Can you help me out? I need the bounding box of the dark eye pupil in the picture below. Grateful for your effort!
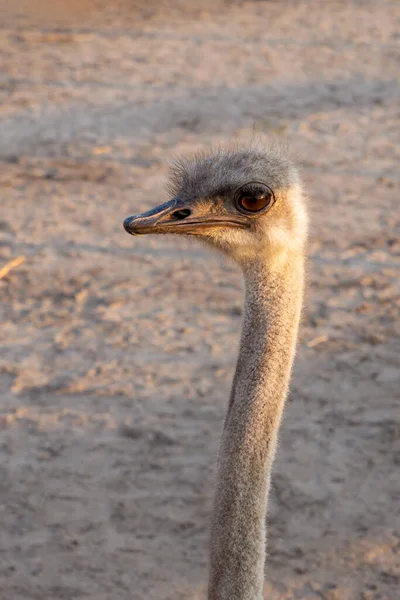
[239,194,269,212]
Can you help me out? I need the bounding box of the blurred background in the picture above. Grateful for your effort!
[0,1,399,598]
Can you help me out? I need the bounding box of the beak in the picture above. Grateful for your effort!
[123,198,181,235]
[123,198,246,236]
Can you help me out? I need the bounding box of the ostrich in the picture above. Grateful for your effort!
[123,142,308,600]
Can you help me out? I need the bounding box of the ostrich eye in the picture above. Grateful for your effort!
[235,185,274,214]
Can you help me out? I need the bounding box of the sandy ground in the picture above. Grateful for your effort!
[0,1,399,598]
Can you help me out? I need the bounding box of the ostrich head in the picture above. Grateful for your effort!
[123,144,308,267]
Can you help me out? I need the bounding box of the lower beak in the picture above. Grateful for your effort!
[123,198,246,236]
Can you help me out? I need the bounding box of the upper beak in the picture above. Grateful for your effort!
[123,198,182,235]
[123,198,246,236]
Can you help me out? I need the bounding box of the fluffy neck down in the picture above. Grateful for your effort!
[208,251,305,600]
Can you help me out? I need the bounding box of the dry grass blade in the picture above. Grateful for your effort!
[307,335,328,348]
[0,256,26,280]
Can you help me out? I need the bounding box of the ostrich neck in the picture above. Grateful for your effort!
[208,253,304,600]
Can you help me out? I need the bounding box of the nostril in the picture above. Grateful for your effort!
[171,208,191,220]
